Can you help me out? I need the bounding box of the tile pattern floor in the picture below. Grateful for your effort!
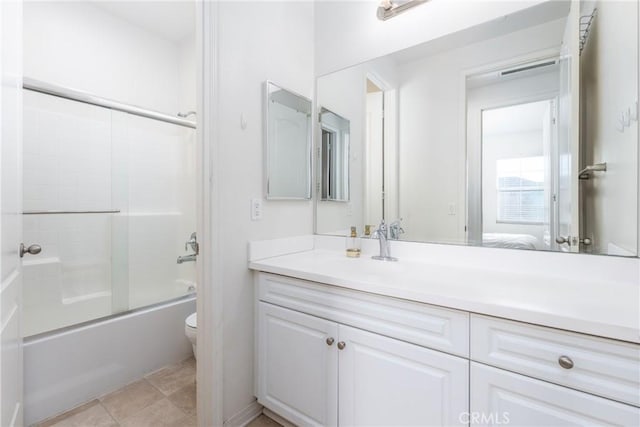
[35,358,196,427]
[247,415,282,427]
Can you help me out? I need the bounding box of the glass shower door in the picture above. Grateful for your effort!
[22,89,196,337]
[22,90,115,336]
[112,111,196,311]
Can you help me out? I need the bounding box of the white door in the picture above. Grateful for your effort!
[471,363,640,426]
[556,0,581,252]
[542,99,558,251]
[1,0,24,425]
[257,302,338,427]
[338,325,468,427]
[365,91,384,225]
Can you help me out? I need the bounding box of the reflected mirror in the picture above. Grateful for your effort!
[265,81,312,199]
[320,108,350,201]
[315,0,639,256]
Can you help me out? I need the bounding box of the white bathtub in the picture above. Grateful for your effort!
[23,295,196,425]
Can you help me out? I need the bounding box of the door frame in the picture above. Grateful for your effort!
[467,95,559,248]
[459,48,561,244]
[196,2,223,426]
[0,0,24,425]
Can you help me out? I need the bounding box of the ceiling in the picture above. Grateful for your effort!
[392,0,570,66]
[92,0,195,42]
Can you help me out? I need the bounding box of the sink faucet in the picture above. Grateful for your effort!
[371,220,398,261]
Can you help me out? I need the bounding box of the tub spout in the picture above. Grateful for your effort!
[177,254,197,264]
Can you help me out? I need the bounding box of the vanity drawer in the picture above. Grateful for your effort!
[258,273,469,357]
[471,314,640,406]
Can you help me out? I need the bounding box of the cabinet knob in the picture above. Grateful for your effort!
[326,337,335,346]
[337,341,346,350]
[558,355,574,369]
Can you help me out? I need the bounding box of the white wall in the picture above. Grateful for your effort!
[314,0,551,75]
[178,33,197,114]
[23,1,195,114]
[581,0,639,255]
[214,1,314,421]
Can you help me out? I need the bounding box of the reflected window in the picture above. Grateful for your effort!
[496,156,545,224]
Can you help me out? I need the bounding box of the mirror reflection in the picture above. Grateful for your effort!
[315,0,639,256]
[265,81,312,200]
[320,108,350,201]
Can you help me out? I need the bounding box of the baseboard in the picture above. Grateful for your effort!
[224,399,263,427]
[263,408,296,427]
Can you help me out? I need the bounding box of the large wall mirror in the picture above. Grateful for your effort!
[265,81,312,200]
[315,0,639,257]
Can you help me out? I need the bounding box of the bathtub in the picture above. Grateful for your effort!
[23,294,196,425]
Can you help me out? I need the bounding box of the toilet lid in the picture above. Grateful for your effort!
[186,313,197,329]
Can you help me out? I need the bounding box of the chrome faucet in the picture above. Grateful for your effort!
[371,220,398,261]
[177,232,199,264]
[177,253,197,264]
[388,219,405,240]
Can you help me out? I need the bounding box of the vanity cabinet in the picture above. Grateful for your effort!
[254,272,640,426]
[256,273,469,427]
[470,314,640,406]
[471,363,640,426]
[338,324,468,427]
[470,314,640,426]
[258,302,338,426]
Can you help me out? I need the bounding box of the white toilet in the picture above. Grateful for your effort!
[185,312,197,359]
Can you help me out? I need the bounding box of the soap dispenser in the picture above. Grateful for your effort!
[346,226,361,258]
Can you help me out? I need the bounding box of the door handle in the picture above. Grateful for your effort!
[556,236,592,246]
[20,243,42,258]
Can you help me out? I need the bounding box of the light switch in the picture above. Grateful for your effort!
[251,198,263,220]
[448,203,457,216]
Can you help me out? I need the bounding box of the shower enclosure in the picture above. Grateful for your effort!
[21,79,197,337]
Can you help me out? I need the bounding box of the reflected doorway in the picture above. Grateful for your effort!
[480,100,558,251]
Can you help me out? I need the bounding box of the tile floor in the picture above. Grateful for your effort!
[247,415,282,427]
[35,357,197,427]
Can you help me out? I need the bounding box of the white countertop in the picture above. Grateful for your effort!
[250,249,640,344]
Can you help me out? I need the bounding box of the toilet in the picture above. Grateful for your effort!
[185,312,197,359]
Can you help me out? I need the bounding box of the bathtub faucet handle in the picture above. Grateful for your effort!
[185,232,199,255]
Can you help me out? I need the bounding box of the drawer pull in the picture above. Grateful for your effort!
[337,341,346,350]
[326,337,335,346]
[558,355,574,369]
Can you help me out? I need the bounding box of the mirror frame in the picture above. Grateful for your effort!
[264,80,312,200]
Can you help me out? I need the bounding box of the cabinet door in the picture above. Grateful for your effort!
[257,302,338,426]
[338,325,469,427]
[471,363,640,426]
